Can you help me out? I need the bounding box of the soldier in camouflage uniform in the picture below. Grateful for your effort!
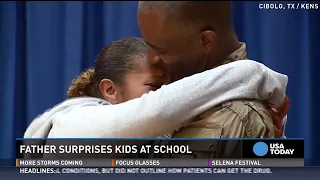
[138,1,289,156]
[172,43,278,138]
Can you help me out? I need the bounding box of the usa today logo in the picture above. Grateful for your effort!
[253,142,295,156]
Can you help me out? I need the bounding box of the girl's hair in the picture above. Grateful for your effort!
[67,37,148,98]
[67,68,95,98]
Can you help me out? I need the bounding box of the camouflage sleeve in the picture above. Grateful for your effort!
[173,100,275,138]
[171,100,275,158]
[222,100,275,138]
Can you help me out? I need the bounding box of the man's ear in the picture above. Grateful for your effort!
[99,79,121,104]
[199,30,216,54]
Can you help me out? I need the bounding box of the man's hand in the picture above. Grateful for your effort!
[268,96,290,137]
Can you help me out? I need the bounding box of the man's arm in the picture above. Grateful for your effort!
[172,100,276,158]
[48,60,287,138]
[218,100,276,158]
[173,100,275,138]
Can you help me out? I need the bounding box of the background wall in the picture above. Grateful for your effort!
[0,1,319,165]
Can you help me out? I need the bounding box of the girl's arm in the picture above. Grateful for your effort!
[48,60,288,138]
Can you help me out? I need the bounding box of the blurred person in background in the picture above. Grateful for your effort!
[24,37,288,140]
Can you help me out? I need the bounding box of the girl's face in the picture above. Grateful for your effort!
[117,55,168,103]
